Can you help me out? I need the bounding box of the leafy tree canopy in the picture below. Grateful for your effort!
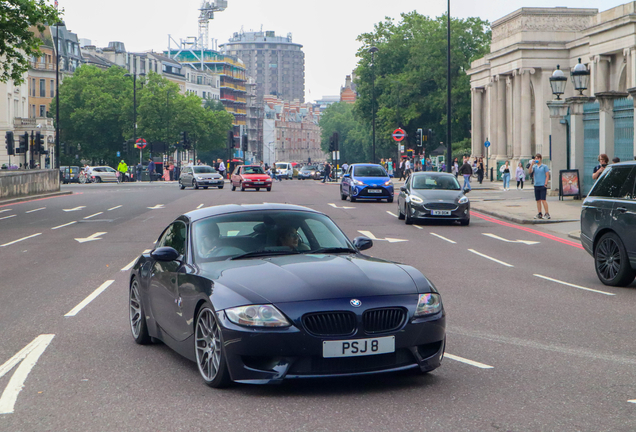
[0,0,61,84]
[319,102,371,164]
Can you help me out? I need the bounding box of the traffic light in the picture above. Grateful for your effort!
[227,130,235,149]
[61,141,66,155]
[123,141,128,154]
[5,131,14,156]
[18,132,28,154]
[35,132,44,153]
[426,129,433,144]
[332,132,339,151]
[416,128,423,147]
[242,134,248,152]
[328,136,335,152]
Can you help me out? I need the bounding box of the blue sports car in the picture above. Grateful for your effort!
[340,164,394,203]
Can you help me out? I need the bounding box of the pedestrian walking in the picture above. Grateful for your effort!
[452,157,459,178]
[530,153,550,219]
[592,154,609,181]
[459,157,473,191]
[477,158,485,184]
[218,159,226,179]
[342,161,349,174]
[500,160,511,191]
[516,162,525,189]
[147,158,155,183]
[117,160,128,183]
[136,163,142,182]
[387,158,393,177]
[322,162,331,183]
[168,162,175,181]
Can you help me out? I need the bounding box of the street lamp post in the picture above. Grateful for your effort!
[54,22,60,169]
[571,58,590,95]
[549,65,567,100]
[124,71,145,164]
[446,0,452,173]
[369,46,379,164]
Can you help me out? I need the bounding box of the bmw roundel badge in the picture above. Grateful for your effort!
[350,299,362,307]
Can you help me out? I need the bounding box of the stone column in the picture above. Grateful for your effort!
[594,55,611,94]
[546,100,569,188]
[624,48,633,90]
[566,96,595,172]
[471,88,483,157]
[627,87,636,158]
[520,68,535,159]
[597,91,627,158]
[512,70,522,158]
[488,78,496,165]
[496,75,507,158]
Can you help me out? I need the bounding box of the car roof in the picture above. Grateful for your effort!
[192,165,213,169]
[411,171,456,177]
[610,161,636,167]
[182,203,321,222]
[352,163,383,167]
[241,165,262,168]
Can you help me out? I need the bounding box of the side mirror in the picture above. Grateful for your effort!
[400,186,406,192]
[151,246,180,262]
[352,236,373,252]
[343,174,350,178]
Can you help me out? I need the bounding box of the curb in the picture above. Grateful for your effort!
[0,190,72,206]
[568,230,582,240]
[471,206,579,225]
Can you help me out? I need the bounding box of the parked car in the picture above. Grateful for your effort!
[581,161,636,286]
[231,165,273,191]
[89,166,118,183]
[60,166,81,184]
[275,162,294,180]
[397,172,470,226]
[127,204,446,387]
[179,165,224,190]
[298,165,321,180]
[340,163,394,203]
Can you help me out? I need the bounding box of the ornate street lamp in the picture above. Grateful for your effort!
[549,65,567,100]
[571,58,590,96]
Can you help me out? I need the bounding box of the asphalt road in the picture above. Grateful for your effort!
[1,179,635,431]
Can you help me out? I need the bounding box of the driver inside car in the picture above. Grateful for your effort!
[199,222,221,257]
[277,225,310,251]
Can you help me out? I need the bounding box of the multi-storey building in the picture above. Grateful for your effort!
[183,64,221,102]
[246,78,263,161]
[340,75,357,103]
[220,30,305,103]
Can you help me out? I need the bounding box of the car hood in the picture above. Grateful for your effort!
[411,189,464,202]
[352,176,391,186]
[199,254,419,304]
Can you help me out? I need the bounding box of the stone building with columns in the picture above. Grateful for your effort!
[468,3,636,192]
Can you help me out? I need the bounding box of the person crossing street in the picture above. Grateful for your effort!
[459,157,473,191]
[117,160,128,183]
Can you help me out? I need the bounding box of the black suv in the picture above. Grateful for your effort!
[581,161,636,286]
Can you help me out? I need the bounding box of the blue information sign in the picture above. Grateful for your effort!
[117,151,121,157]
[484,141,491,148]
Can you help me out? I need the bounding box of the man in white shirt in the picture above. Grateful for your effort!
[404,159,412,177]
[341,162,349,173]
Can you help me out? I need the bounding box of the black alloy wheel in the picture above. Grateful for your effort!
[179,183,185,190]
[405,204,414,225]
[387,197,394,203]
[241,182,246,192]
[195,305,231,388]
[594,232,636,287]
[194,180,199,190]
[398,203,405,220]
[129,279,151,345]
[340,187,347,201]
[350,195,357,203]
[95,177,102,183]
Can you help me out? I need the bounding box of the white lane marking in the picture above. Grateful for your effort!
[445,353,494,369]
[628,400,636,404]
[386,211,398,218]
[431,233,456,244]
[75,232,107,243]
[468,249,514,267]
[358,230,408,243]
[0,233,42,247]
[65,280,114,317]
[148,204,164,210]
[414,225,423,230]
[107,205,122,211]
[83,212,103,219]
[63,206,86,212]
[483,233,540,245]
[329,203,355,209]
[25,207,45,214]
[534,274,615,296]
[121,249,153,271]
[51,221,77,230]
[0,209,12,214]
[0,215,16,221]
[197,204,204,209]
[0,334,55,414]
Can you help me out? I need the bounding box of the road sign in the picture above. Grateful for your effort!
[484,140,491,148]
[392,128,406,142]
[135,138,147,149]
[116,151,121,157]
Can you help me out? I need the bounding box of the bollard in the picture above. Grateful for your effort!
[490,167,494,182]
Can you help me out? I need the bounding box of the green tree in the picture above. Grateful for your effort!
[355,12,491,159]
[319,102,372,163]
[0,1,61,83]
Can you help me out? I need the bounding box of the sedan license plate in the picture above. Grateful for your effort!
[323,336,395,358]
[368,189,382,194]
[431,210,451,216]
[254,181,264,185]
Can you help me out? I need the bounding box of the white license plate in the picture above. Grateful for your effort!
[323,336,395,358]
[368,189,383,194]
[254,182,264,185]
[431,210,452,216]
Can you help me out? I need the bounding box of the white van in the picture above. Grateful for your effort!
[275,162,294,180]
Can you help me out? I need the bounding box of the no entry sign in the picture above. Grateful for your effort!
[392,128,406,142]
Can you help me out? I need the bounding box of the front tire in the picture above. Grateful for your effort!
[405,204,414,225]
[350,195,356,203]
[398,204,405,220]
[129,279,151,345]
[267,187,271,191]
[595,232,635,286]
[387,197,394,203]
[231,184,236,191]
[340,187,347,201]
[218,186,223,189]
[194,181,199,190]
[179,183,185,190]
[241,183,245,192]
[195,305,231,388]
[460,218,470,226]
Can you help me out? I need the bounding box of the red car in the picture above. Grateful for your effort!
[231,165,273,191]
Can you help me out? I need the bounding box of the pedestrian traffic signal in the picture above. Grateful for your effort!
[18,132,28,154]
[416,129,423,147]
[5,131,14,156]
[242,134,248,152]
[35,132,44,153]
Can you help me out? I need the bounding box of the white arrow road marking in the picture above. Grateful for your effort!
[357,230,408,243]
[483,233,540,245]
[386,211,398,217]
[83,212,103,219]
[0,334,55,414]
[25,207,45,214]
[468,249,514,267]
[445,353,493,369]
[628,399,636,404]
[51,221,77,230]
[329,203,355,209]
[107,205,122,211]
[0,233,42,247]
[0,215,16,221]
[74,232,107,243]
[63,206,86,212]
[430,233,456,243]
[148,204,164,210]
[65,280,114,317]
[534,274,615,296]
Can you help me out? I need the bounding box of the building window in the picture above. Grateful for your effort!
[40,79,46,97]
[31,78,35,97]
[39,105,46,117]
[50,80,54,97]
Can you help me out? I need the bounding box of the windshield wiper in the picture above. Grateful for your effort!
[304,247,356,254]
[230,250,300,260]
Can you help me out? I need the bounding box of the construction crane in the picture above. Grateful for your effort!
[198,0,228,49]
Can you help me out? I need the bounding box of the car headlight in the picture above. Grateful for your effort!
[458,196,469,204]
[197,176,204,180]
[410,195,424,204]
[384,180,393,186]
[353,179,365,186]
[225,305,291,327]
[415,293,442,317]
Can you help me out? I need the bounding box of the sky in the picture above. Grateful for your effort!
[57,0,629,103]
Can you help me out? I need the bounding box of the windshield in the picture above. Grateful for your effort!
[243,166,264,174]
[275,163,288,169]
[192,210,353,262]
[302,166,317,171]
[194,166,217,174]
[354,166,388,177]
[412,174,461,190]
